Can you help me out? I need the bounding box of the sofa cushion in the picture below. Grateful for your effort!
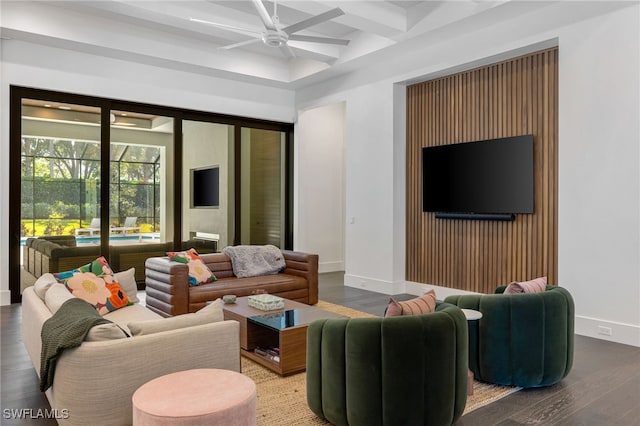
[189,274,307,305]
[54,256,132,315]
[103,304,163,334]
[504,276,547,294]
[128,299,224,336]
[384,290,437,317]
[167,248,217,286]
[114,267,139,304]
[44,283,76,314]
[34,273,58,300]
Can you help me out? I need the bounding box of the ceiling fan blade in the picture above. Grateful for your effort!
[280,44,296,58]
[219,38,261,50]
[251,0,276,30]
[288,34,350,46]
[190,18,262,37]
[283,8,344,35]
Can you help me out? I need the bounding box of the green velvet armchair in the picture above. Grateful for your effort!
[445,285,574,388]
[306,302,468,426]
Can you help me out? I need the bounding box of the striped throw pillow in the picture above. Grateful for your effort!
[504,276,547,294]
[384,290,437,317]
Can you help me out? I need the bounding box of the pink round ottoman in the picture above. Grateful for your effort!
[132,369,256,426]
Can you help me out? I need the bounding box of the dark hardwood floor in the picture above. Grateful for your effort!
[2,271,639,425]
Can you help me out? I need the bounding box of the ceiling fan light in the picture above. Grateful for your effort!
[262,30,287,47]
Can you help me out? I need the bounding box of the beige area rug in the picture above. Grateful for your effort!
[242,301,521,426]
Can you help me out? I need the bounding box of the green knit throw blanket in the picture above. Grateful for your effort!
[40,298,112,391]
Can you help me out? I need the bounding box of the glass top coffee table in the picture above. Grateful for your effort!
[223,296,346,376]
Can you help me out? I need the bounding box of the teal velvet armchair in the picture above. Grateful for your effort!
[445,285,574,388]
[306,302,468,426]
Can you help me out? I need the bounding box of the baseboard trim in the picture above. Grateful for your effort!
[344,274,404,295]
[575,315,640,347]
[1,290,11,306]
[318,261,344,274]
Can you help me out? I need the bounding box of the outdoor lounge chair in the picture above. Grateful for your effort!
[75,218,100,237]
[110,216,140,238]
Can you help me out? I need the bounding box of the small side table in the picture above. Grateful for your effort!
[461,308,483,396]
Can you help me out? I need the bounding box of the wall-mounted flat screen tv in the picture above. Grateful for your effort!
[422,135,534,215]
[191,166,219,208]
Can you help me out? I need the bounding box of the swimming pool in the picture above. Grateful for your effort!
[20,233,161,246]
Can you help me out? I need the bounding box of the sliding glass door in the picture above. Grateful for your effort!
[19,99,103,294]
[109,109,173,244]
[9,86,293,303]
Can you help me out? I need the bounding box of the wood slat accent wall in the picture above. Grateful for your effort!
[406,48,558,294]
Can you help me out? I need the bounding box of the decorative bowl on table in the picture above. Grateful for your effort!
[222,294,237,304]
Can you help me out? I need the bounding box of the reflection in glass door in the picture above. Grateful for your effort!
[182,121,233,252]
[240,127,287,247]
[20,99,102,293]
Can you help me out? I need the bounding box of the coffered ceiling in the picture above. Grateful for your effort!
[0,1,634,89]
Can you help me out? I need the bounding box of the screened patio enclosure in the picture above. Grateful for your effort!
[21,137,161,241]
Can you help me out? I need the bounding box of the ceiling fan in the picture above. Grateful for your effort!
[190,0,350,58]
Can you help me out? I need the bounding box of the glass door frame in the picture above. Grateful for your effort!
[9,86,293,303]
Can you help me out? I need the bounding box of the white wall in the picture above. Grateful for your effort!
[0,40,295,305]
[557,9,640,346]
[296,4,640,346]
[295,102,346,272]
[297,84,405,294]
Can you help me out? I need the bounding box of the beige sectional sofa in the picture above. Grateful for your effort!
[22,275,240,426]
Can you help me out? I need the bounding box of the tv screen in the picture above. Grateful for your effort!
[191,166,219,208]
[422,135,534,215]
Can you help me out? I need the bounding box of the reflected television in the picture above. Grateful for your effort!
[191,166,220,208]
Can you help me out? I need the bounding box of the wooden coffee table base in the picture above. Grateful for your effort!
[243,322,307,376]
[223,297,313,376]
[223,296,345,376]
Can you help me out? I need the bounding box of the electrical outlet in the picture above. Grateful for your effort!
[597,326,612,336]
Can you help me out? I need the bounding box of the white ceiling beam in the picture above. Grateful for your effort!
[66,0,265,44]
[279,0,408,38]
[1,1,293,83]
[402,0,513,40]
[405,1,440,31]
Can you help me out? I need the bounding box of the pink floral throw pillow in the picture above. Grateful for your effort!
[54,256,131,315]
[504,276,548,294]
[167,248,217,286]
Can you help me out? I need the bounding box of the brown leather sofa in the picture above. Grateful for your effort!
[144,251,319,317]
[23,237,216,287]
